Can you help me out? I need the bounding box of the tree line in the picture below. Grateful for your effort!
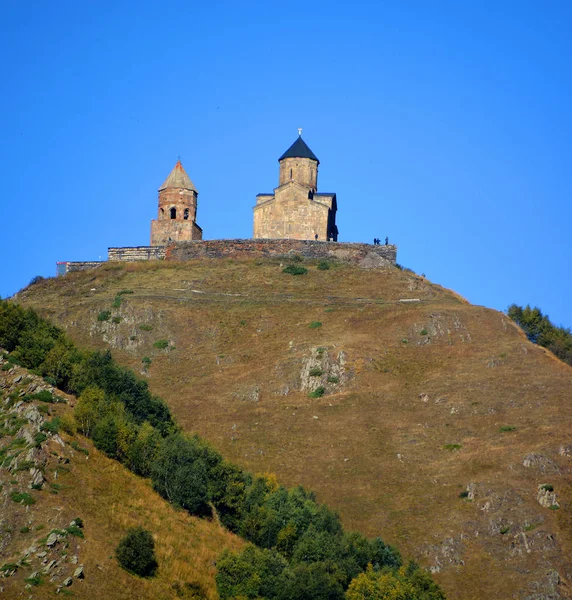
[508,304,572,366]
[0,299,445,599]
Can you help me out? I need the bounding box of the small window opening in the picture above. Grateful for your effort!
[170,207,177,219]
[184,208,189,220]
[290,168,293,179]
[160,208,165,217]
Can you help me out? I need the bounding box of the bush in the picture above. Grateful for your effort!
[327,376,339,384]
[541,484,554,492]
[283,265,308,275]
[309,368,323,377]
[28,275,46,286]
[112,316,121,324]
[317,261,330,271]
[443,444,462,451]
[10,491,35,505]
[153,340,169,350]
[420,329,428,336]
[308,387,325,398]
[139,324,153,331]
[309,321,322,329]
[499,425,516,432]
[115,527,157,577]
[97,311,111,322]
[112,296,122,308]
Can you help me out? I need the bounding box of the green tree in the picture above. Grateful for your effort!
[115,527,157,577]
[151,434,210,516]
[128,422,162,477]
[216,546,288,599]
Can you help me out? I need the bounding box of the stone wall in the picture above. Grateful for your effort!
[59,261,104,274]
[108,246,166,262]
[165,239,396,267]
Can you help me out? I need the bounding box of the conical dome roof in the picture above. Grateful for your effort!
[279,136,319,163]
[159,159,197,191]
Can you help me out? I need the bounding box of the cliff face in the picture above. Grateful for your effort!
[15,258,572,600]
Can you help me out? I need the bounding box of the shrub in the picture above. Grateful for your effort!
[30,390,56,403]
[142,357,152,367]
[283,265,308,275]
[66,524,84,538]
[500,526,510,535]
[115,527,157,577]
[499,425,516,432]
[24,574,42,586]
[112,316,121,324]
[41,417,60,434]
[34,432,48,446]
[458,490,469,498]
[443,444,462,451]
[10,491,35,505]
[308,386,325,398]
[139,324,153,331]
[541,484,554,492]
[420,329,428,336]
[317,261,330,270]
[112,296,122,308]
[20,526,30,533]
[97,311,111,322]
[327,376,339,384]
[28,275,46,286]
[309,321,322,329]
[118,290,134,296]
[153,340,169,350]
[309,368,323,377]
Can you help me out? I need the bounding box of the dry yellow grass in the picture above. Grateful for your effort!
[0,401,244,599]
[16,258,572,600]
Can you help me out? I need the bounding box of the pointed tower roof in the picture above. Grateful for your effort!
[279,136,319,164]
[159,159,197,192]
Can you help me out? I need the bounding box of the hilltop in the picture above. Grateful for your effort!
[14,257,572,599]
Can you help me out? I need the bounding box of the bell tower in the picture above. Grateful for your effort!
[278,133,319,190]
[150,159,203,245]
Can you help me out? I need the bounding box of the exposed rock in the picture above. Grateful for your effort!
[63,577,73,587]
[46,533,58,547]
[70,555,78,565]
[42,560,57,574]
[29,467,44,489]
[73,566,84,579]
[537,485,559,509]
[523,454,561,474]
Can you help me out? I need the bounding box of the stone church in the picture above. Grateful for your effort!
[150,159,203,245]
[253,135,338,241]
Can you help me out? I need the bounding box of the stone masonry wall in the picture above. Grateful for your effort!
[108,246,166,262]
[165,239,396,267]
[62,261,104,274]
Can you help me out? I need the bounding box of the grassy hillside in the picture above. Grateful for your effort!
[0,357,244,599]
[16,258,572,599]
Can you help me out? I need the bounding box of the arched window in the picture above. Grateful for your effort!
[184,208,189,220]
[170,207,177,219]
[160,208,165,218]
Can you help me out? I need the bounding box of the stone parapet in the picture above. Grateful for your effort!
[59,261,104,274]
[108,246,166,262]
[165,239,396,267]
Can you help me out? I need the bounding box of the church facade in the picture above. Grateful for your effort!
[150,159,203,246]
[253,135,338,241]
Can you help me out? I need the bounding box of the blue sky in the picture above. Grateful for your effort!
[1,1,571,327]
